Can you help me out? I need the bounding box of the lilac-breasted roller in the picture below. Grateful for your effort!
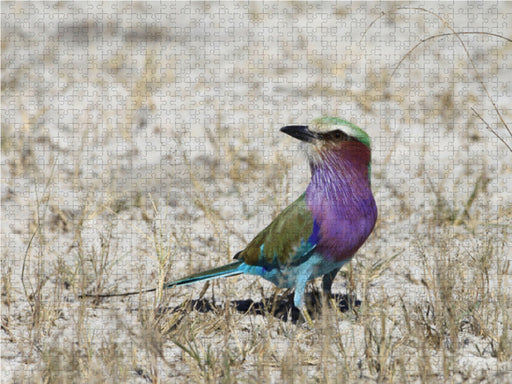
[83,117,377,323]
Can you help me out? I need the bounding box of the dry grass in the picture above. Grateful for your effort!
[2,3,512,383]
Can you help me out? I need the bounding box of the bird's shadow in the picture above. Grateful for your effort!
[163,292,360,324]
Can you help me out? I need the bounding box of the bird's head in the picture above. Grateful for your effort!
[280,116,371,169]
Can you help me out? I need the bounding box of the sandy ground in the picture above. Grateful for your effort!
[2,2,512,383]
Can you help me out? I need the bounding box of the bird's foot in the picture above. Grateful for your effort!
[300,305,314,328]
[320,290,344,319]
[323,292,337,308]
[329,296,345,318]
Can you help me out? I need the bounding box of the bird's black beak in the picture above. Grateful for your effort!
[280,125,318,143]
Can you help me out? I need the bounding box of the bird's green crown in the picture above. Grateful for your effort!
[310,116,371,148]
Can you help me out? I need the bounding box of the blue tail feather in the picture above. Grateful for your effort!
[164,260,244,289]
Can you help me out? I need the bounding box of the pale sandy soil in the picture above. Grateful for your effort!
[2,2,512,383]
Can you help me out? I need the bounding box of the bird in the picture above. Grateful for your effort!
[81,116,378,324]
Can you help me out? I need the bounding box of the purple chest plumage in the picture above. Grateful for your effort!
[305,141,377,261]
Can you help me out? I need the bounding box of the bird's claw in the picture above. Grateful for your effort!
[300,306,314,328]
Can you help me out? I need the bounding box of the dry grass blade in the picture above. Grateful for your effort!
[363,7,512,153]
[390,31,512,78]
[471,107,512,153]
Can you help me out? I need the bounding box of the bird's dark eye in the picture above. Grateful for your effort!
[321,130,347,141]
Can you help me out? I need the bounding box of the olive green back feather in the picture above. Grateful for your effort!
[236,193,315,266]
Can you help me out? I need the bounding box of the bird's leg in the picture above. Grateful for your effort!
[322,267,341,310]
[322,267,340,296]
[294,279,314,327]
